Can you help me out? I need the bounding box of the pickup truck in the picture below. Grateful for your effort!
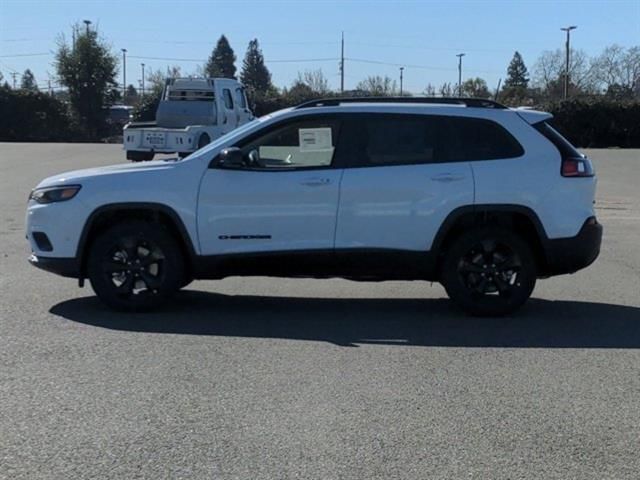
[123,77,253,161]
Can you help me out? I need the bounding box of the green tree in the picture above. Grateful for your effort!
[505,51,529,88]
[55,24,118,138]
[124,84,138,105]
[20,69,38,91]
[240,39,274,96]
[205,35,236,78]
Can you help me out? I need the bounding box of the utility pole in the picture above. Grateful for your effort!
[11,72,17,89]
[340,31,344,94]
[561,25,577,100]
[83,19,91,34]
[141,63,145,97]
[456,53,465,97]
[399,67,404,96]
[121,48,127,98]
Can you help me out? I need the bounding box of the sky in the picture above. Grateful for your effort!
[0,0,639,94]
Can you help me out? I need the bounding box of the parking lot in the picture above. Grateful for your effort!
[1,143,639,479]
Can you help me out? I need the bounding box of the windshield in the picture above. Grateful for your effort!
[181,118,264,161]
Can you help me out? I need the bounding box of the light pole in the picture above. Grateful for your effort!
[141,63,145,97]
[83,20,91,34]
[561,25,577,100]
[456,53,465,97]
[399,67,404,96]
[121,48,127,99]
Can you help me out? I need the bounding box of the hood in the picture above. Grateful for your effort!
[36,159,178,188]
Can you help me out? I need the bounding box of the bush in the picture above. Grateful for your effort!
[132,92,161,122]
[0,87,77,141]
[541,98,640,148]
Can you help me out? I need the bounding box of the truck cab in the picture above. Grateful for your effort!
[123,77,253,161]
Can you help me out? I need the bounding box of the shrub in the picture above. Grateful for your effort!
[0,87,77,141]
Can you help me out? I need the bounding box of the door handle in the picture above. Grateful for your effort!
[431,173,465,182]
[301,177,331,186]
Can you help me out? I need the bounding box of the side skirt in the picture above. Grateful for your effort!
[192,249,438,281]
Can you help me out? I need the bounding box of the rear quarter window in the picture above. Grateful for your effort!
[442,117,525,162]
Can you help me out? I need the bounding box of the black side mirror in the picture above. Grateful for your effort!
[215,147,245,168]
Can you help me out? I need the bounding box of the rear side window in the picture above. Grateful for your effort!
[339,115,440,167]
[338,114,523,167]
[534,121,581,159]
[443,117,524,161]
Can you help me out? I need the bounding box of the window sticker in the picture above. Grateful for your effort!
[299,128,333,152]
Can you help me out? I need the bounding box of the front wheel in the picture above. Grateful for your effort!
[87,221,185,311]
[441,228,536,316]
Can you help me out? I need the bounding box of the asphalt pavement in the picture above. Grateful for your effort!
[1,143,639,479]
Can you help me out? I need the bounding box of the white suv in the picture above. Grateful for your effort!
[26,97,602,315]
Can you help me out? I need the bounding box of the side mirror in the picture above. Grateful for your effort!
[215,147,245,168]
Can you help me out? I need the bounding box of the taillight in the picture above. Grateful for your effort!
[562,157,594,177]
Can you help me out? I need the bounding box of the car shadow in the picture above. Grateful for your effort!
[49,290,640,348]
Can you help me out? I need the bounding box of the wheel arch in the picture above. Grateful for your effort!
[431,204,551,276]
[77,203,197,279]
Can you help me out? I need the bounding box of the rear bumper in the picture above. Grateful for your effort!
[28,254,80,278]
[543,217,603,276]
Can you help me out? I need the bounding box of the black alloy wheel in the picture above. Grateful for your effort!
[87,221,184,311]
[441,228,536,316]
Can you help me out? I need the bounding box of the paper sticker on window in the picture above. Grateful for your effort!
[299,128,333,152]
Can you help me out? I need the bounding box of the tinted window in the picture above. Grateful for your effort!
[223,89,234,109]
[236,118,341,169]
[341,115,440,166]
[443,117,524,161]
[338,114,523,167]
[534,121,581,159]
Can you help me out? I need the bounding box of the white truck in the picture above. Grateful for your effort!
[123,77,253,161]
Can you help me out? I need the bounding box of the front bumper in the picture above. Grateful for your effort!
[544,217,603,276]
[28,253,80,278]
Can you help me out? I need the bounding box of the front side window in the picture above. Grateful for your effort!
[236,118,340,169]
[223,89,234,109]
[235,88,247,109]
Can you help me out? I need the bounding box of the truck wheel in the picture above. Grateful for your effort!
[440,228,536,317]
[197,133,211,149]
[87,221,185,311]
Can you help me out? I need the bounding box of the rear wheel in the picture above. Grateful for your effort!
[197,133,211,149]
[441,228,536,316]
[87,221,184,311]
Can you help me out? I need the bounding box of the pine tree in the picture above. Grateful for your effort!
[204,35,236,78]
[240,39,273,95]
[505,51,529,88]
[21,69,38,91]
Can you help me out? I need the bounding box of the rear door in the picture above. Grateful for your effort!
[335,114,474,252]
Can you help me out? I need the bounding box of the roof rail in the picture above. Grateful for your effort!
[295,96,507,109]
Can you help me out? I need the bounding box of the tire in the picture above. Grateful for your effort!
[197,133,211,149]
[441,228,536,316]
[87,221,185,311]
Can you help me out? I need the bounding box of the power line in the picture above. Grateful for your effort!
[0,52,51,58]
[128,54,339,63]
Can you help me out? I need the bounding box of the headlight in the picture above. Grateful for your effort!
[29,185,81,204]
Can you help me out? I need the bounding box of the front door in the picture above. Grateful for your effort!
[197,116,343,255]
